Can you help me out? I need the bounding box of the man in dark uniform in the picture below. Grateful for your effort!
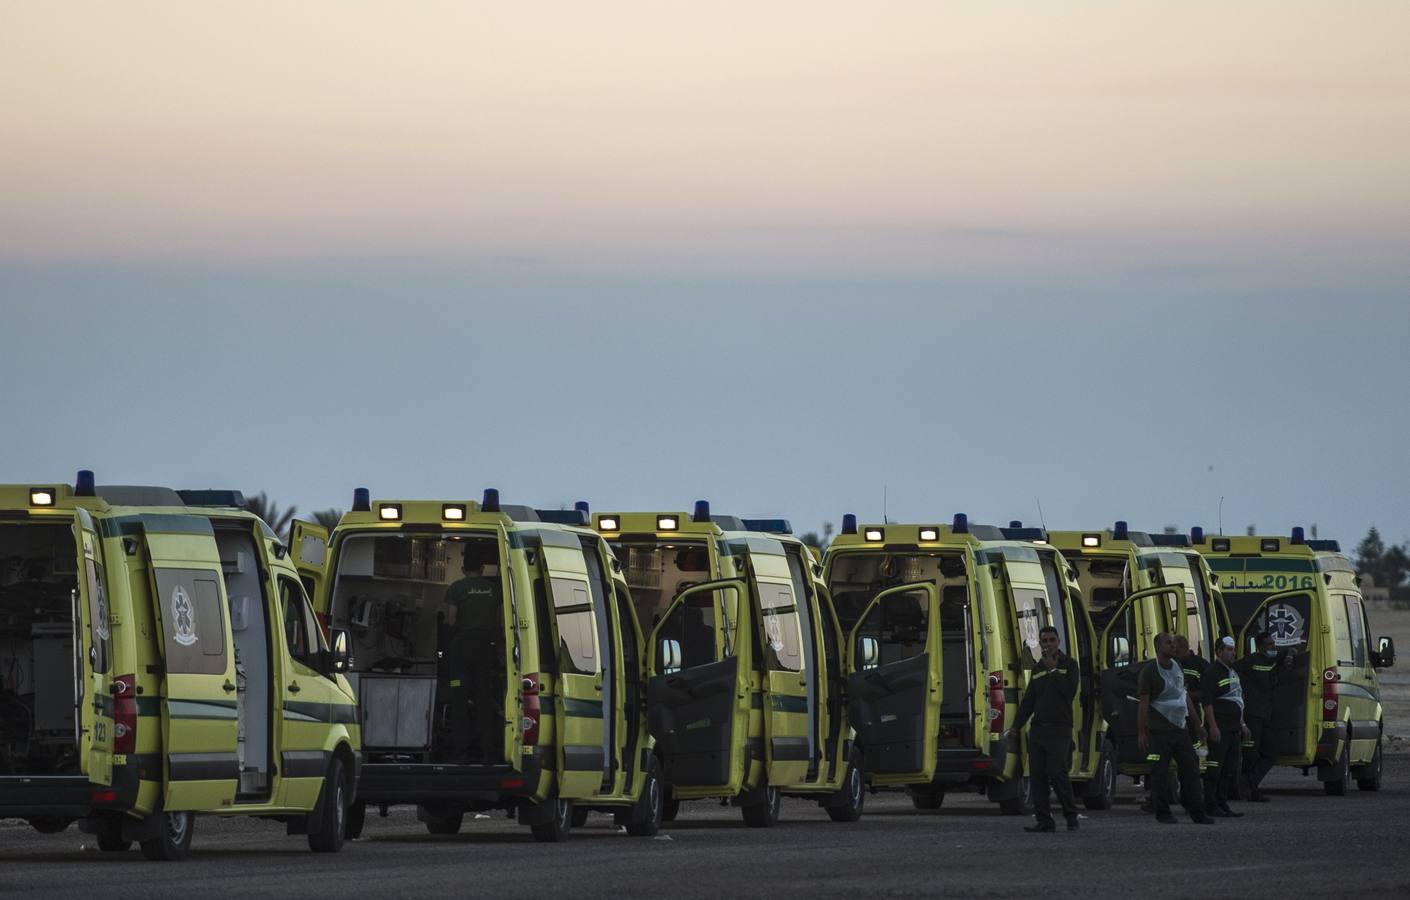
[1235,631,1285,802]
[1201,636,1250,817]
[1174,634,1210,744]
[1138,632,1214,824]
[444,541,503,763]
[1006,626,1080,832]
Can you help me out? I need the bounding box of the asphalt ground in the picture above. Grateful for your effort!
[2,753,1406,899]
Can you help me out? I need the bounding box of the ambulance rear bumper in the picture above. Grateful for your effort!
[0,758,145,818]
[356,749,544,803]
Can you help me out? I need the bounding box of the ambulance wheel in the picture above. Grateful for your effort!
[95,819,132,852]
[308,757,349,852]
[908,788,944,810]
[826,756,866,822]
[530,798,574,843]
[741,783,780,828]
[625,758,665,837]
[998,777,1032,816]
[28,816,72,834]
[662,792,681,822]
[570,807,590,828]
[1356,737,1383,792]
[424,811,464,835]
[139,811,194,861]
[1323,749,1350,796]
[1084,745,1117,810]
[345,801,367,840]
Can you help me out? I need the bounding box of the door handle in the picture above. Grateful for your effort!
[222,680,237,693]
[288,682,301,694]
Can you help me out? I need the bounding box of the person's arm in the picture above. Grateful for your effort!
[1203,703,1221,744]
[1187,692,1206,739]
[1008,684,1035,737]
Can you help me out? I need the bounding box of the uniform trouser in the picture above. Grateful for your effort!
[449,635,500,762]
[1202,712,1243,810]
[1028,727,1077,827]
[1242,715,1276,791]
[1146,728,1205,816]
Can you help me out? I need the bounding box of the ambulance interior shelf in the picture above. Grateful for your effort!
[0,523,81,776]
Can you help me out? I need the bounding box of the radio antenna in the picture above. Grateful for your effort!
[883,484,888,524]
[1036,498,1048,531]
[1218,496,1224,536]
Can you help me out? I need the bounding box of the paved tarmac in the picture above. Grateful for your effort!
[3,755,1406,898]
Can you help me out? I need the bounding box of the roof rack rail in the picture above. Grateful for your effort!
[177,489,248,508]
[536,508,589,526]
[740,518,792,535]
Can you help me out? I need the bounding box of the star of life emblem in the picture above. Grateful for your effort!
[171,585,198,646]
[1266,602,1303,646]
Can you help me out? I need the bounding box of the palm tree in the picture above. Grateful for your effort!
[311,508,344,531]
[243,492,296,540]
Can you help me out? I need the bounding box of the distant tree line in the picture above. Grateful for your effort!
[1355,527,1410,601]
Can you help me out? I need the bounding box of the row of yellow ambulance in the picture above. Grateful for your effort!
[0,473,1395,858]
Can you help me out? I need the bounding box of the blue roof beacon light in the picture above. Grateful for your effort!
[575,501,590,515]
[1291,526,1306,545]
[952,513,969,535]
[841,513,858,535]
[352,487,371,512]
[482,488,501,514]
[1009,520,1023,528]
[1114,520,1129,541]
[693,500,711,523]
[75,470,96,497]
[1191,526,1206,544]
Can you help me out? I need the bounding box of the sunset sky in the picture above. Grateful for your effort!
[3,3,1408,547]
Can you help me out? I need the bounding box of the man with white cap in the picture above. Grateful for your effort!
[1201,636,1251,817]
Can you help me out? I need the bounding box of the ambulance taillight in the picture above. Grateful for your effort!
[1322,667,1339,722]
[987,671,1005,734]
[520,673,541,745]
[112,674,138,755]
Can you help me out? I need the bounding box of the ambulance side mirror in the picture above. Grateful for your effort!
[1373,636,1395,668]
[658,638,683,674]
[329,628,352,674]
[857,635,880,670]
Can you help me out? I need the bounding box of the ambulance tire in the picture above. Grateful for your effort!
[1084,744,1117,810]
[530,798,574,843]
[662,792,682,822]
[742,783,781,828]
[909,789,944,810]
[998,776,1032,816]
[570,807,590,828]
[424,810,464,835]
[826,754,866,822]
[139,811,194,861]
[625,758,665,837]
[28,816,72,834]
[1323,748,1350,797]
[95,819,132,852]
[345,800,367,840]
[1356,737,1383,792]
[308,758,349,853]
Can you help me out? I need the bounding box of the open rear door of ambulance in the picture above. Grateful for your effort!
[647,579,753,797]
[144,516,239,810]
[845,582,941,786]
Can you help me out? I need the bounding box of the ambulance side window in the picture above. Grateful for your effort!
[280,577,323,665]
[85,558,111,675]
[551,577,599,675]
[154,569,229,675]
[758,583,804,673]
[1346,598,1368,668]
